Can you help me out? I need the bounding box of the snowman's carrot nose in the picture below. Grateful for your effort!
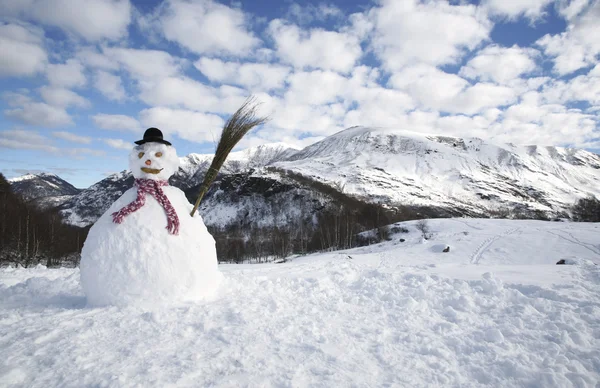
[145,160,152,166]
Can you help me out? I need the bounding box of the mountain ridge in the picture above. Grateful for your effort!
[8,126,600,228]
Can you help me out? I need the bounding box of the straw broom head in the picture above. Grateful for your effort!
[190,96,269,216]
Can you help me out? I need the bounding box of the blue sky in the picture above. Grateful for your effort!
[1,0,599,188]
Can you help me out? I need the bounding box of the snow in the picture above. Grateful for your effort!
[273,126,600,214]
[1,219,599,387]
[79,143,222,307]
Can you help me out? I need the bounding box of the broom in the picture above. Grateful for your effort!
[190,96,269,217]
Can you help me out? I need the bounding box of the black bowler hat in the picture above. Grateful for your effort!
[134,127,172,146]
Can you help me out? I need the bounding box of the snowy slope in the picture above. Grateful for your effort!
[53,143,300,226]
[58,171,134,227]
[1,219,598,387]
[274,126,600,215]
[8,173,80,205]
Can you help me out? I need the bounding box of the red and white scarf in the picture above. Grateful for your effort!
[112,178,180,235]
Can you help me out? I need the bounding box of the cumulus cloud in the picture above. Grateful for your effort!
[286,2,343,25]
[52,131,92,144]
[39,86,90,108]
[195,58,291,91]
[368,0,491,71]
[0,0,132,41]
[94,70,127,101]
[0,129,59,152]
[138,76,247,114]
[538,64,600,106]
[390,65,518,115]
[139,107,225,143]
[103,47,183,80]
[555,0,594,21]
[148,0,260,56]
[460,45,539,84]
[0,22,47,77]
[284,70,349,105]
[481,0,554,20]
[0,128,47,144]
[76,47,120,70]
[101,138,132,150]
[537,1,600,75]
[92,113,141,132]
[47,59,87,88]
[268,19,362,73]
[4,92,73,127]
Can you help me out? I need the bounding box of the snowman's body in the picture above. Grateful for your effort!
[80,141,222,307]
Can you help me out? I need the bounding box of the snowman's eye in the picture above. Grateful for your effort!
[138,152,144,159]
[155,152,163,158]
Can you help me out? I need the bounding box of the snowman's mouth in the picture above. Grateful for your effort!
[141,167,163,174]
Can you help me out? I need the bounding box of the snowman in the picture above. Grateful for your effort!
[80,128,222,307]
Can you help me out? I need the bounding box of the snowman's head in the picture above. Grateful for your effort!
[129,142,179,181]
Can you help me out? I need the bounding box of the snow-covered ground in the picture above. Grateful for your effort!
[1,219,599,387]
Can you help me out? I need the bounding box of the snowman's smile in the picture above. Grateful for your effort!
[141,167,163,174]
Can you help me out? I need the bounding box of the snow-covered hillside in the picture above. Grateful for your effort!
[1,219,598,387]
[8,173,80,207]
[274,126,600,214]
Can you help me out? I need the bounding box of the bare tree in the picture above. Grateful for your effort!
[415,219,433,240]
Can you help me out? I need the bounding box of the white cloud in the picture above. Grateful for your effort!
[543,64,600,106]
[52,131,92,144]
[555,0,593,21]
[268,19,362,73]
[101,138,132,150]
[449,83,517,115]
[94,70,127,101]
[76,47,120,70]
[0,128,47,143]
[138,76,247,114]
[149,0,260,56]
[47,59,86,88]
[92,113,141,132]
[0,23,47,77]
[460,45,538,84]
[271,103,347,136]
[0,129,59,152]
[39,86,90,108]
[390,65,517,115]
[368,0,491,71]
[0,0,132,41]
[537,1,600,75]
[284,70,348,105]
[65,147,106,158]
[195,58,291,91]
[390,65,469,107]
[139,107,225,143]
[286,2,343,25]
[482,0,554,20]
[103,47,183,80]
[344,87,415,128]
[4,93,73,127]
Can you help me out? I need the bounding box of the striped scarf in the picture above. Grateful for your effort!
[112,178,180,235]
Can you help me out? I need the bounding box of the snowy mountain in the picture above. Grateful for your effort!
[2,218,599,386]
[273,126,600,215]
[55,143,301,227]
[171,143,299,191]
[8,173,81,210]
[58,171,134,227]
[15,127,600,227]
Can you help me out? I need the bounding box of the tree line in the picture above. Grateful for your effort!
[0,173,88,267]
